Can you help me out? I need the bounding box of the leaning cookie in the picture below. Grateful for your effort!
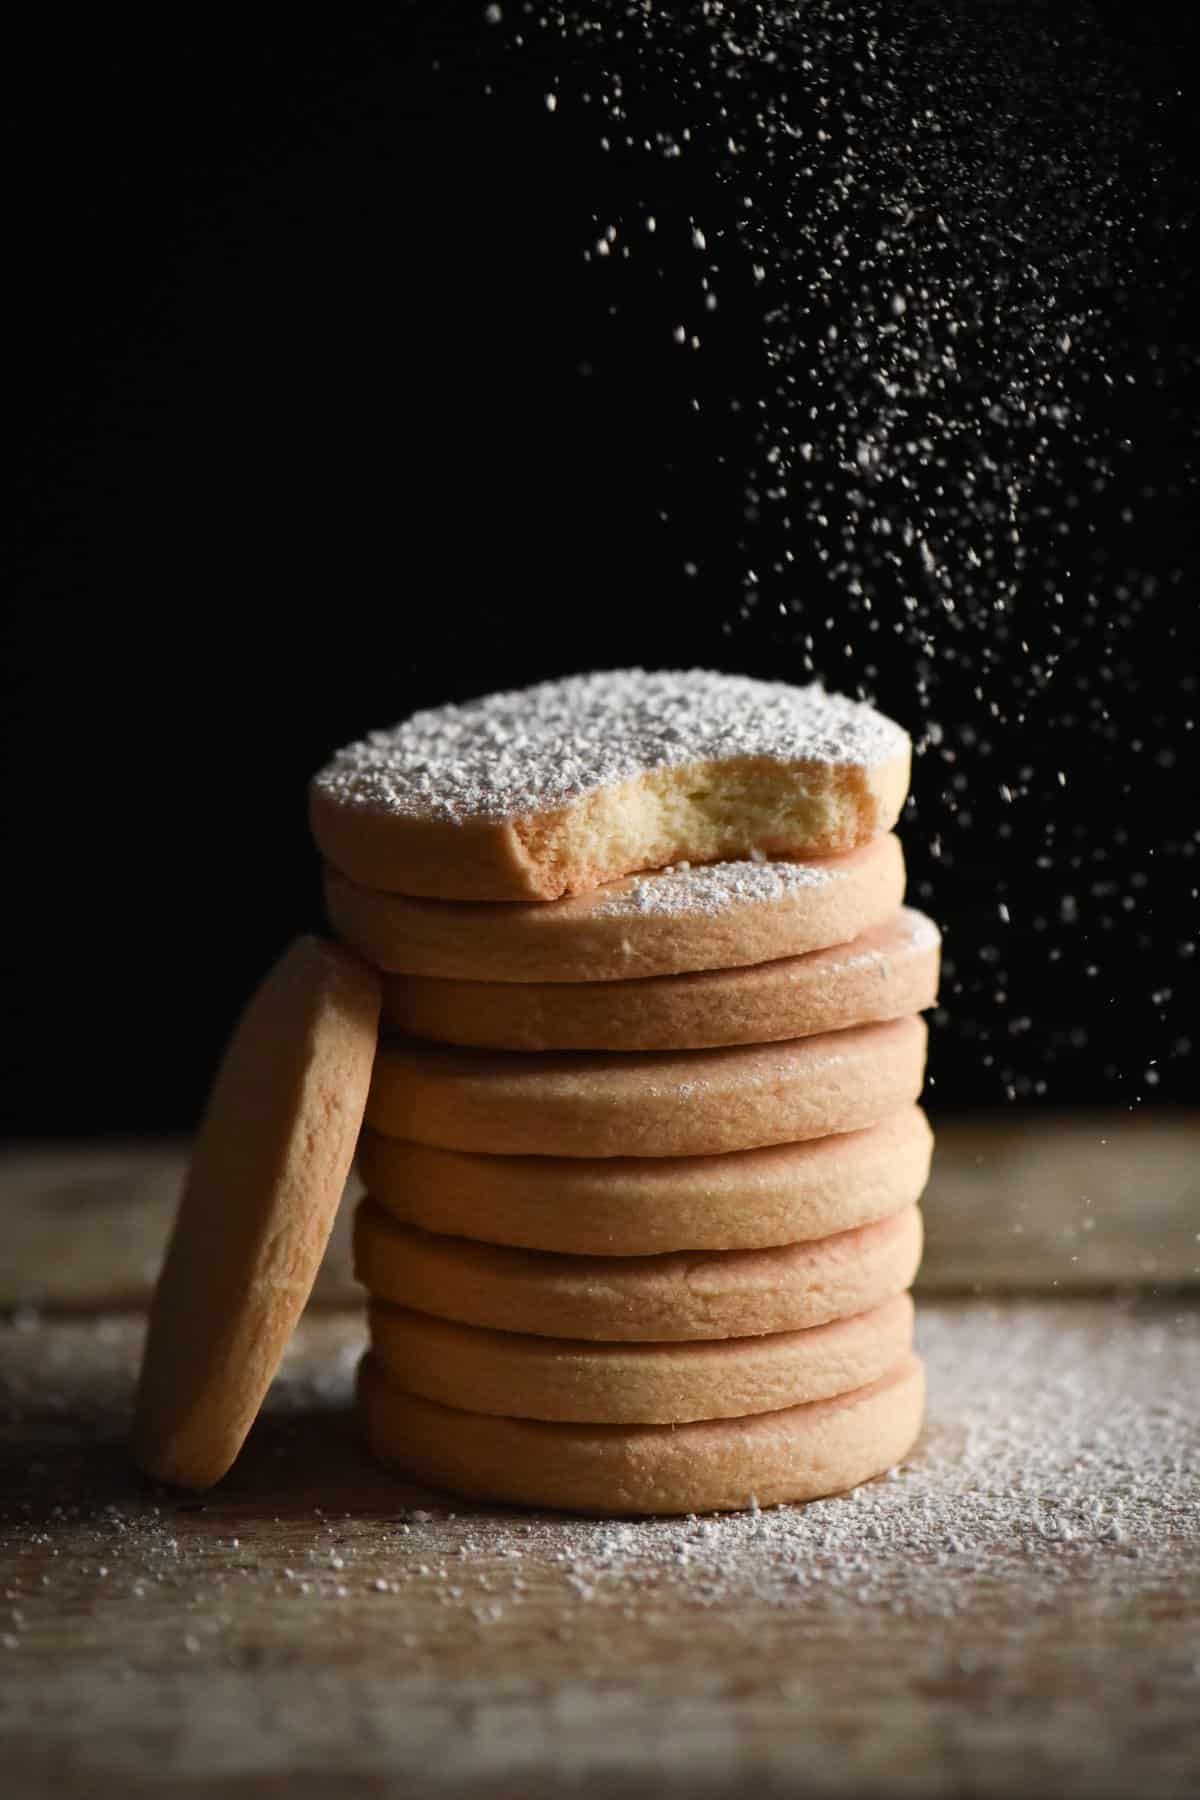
[133,939,380,1490]
[311,670,910,901]
[357,1352,925,1515]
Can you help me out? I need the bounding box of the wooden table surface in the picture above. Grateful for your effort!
[2,1116,1198,1799]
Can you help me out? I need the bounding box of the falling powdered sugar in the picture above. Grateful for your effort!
[314,669,907,825]
[478,3,1199,1105]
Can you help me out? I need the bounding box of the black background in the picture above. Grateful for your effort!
[6,4,1198,1137]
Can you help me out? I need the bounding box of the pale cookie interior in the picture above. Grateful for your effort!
[507,753,910,899]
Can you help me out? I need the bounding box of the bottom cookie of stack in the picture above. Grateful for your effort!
[357,1352,925,1516]
[352,1204,924,1514]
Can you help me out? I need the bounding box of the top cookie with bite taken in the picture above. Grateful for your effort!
[310,668,910,901]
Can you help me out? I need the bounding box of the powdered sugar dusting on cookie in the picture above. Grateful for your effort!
[897,909,942,955]
[829,907,942,973]
[314,670,908,825]
[593,856,841,921]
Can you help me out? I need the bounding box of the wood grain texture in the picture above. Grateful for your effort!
[2,1113,1197,1309]
[1,1297,1197,1799]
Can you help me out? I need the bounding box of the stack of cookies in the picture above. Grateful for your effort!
[312,670,939,1516]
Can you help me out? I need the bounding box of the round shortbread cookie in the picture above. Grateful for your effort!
[357,1352,925,1515]
[311,670,910,900]
[380,907,939,1051]
[353,1202,923,1341]
[368,1292,914,1424]
[358,1106,933,1256]
[133,938,381,1489]
[324,833,905,984]
[364,1015,927,1158]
